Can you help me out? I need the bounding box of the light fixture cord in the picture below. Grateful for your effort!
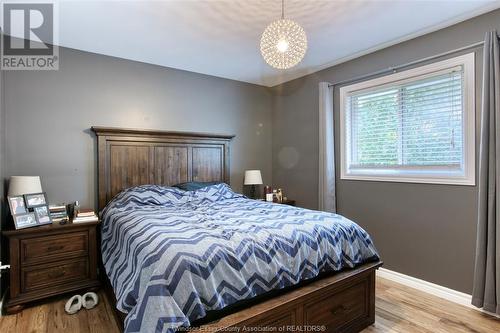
[281,0,285,19]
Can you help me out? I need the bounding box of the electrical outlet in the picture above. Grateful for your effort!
[0,262,10,271]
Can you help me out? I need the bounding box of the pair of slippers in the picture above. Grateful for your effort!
[64,292,99,314]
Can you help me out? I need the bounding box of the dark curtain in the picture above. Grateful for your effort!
[472,30,500,315]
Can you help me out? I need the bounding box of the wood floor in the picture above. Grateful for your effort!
[365,278,499,333]
[0,277,498,333]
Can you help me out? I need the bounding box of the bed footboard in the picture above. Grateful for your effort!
[198,261,382,333]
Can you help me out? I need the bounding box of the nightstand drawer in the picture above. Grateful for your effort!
[21,231,88,265]
[22,258,89,293]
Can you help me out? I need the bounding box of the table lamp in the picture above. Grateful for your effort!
[244,170,263,199]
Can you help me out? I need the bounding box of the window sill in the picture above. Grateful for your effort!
[340,173,475,186]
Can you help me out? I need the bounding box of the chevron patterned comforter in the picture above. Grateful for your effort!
[101,183,379,333]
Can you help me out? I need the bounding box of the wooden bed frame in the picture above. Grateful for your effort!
[92,126,382,333]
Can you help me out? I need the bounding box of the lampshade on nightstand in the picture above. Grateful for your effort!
[8,176,43,196]
[244,170,263,185]
[244,170,262,199]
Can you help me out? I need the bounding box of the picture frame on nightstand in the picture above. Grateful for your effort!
[7,195,28,215]
[33,205,52,225]
[24,192,48,208]
[13,212,37,229]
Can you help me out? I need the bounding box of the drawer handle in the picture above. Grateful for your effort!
[331,305,348,315]
[48,270,66,279]
[47,245,64,252]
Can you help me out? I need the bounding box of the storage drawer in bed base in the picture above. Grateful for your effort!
[197,261,381,333]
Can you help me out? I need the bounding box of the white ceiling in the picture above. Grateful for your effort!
[6,0,500,86]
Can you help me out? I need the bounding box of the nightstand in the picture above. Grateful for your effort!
[280,199,296,206]
[2,220,100,314]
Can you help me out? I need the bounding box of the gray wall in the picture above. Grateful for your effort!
[271,9,500,294]
[3,47,273,210]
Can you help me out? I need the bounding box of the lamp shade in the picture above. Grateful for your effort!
[8,176,43,196]
[244,170,263,185]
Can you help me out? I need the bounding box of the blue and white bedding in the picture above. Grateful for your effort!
[101,184,379,333]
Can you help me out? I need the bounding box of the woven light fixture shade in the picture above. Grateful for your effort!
[260,1,307,69]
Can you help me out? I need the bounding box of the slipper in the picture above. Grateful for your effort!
[65,295,83,314]
[82,292,99,310]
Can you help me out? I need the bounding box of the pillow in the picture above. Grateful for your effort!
[173,181,221,191]
[106,185,187,209]
[191,183,243,201]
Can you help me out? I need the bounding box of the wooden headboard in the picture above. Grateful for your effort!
[92,127,234,210]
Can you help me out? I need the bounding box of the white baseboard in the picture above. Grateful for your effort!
[376,268,500,318]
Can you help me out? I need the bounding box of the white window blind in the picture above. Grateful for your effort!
[340,53,475,185]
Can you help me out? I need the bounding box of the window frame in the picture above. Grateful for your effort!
[339,53,475,185]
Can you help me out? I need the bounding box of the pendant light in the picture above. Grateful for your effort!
[260,0,308,69]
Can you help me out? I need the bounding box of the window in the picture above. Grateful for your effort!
[340,53,475,185]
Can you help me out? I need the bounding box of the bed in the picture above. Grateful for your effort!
[92,126,382,333]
